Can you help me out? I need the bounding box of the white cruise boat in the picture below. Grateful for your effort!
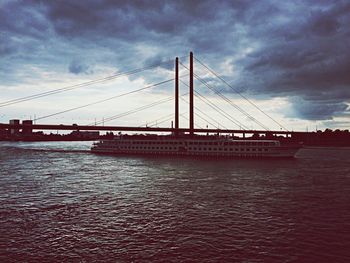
[91,135,301,158]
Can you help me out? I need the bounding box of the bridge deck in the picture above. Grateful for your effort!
[0,123,304,136]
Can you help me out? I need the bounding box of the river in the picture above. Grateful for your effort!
[0,142,349,262]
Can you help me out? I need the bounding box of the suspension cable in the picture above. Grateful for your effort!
[34,79,173,121]
[195,90,249,130]
[180,79,247,129]
[91,97,174,126]
[142,112,174,127]
[148,113,188,128]
[0,58,178,108]
[180,96,228,130]
[180,62,266,130]
[194,75,270,130]
[91,92,190,126]
[194,56,288,131]
[181,114,204,129]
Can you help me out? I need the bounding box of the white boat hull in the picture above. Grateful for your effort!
[91,137,301,158]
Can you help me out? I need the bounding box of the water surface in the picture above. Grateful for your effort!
[0,142,349,262]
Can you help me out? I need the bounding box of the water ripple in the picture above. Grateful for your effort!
[1,142,350,262]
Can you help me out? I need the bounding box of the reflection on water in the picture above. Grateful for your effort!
[0,142,349,262]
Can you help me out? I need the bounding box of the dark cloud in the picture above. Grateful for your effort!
[1,0,350,123]
[68,60,93,75]
[309,13,340,36]
[143,55,174,71]
[290,98,348,120]
[0,40,17,56]
[236,1,350,119]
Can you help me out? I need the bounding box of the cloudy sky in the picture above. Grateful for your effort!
[1,0,349,131]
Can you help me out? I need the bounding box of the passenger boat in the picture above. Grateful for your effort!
[91,135,301,158]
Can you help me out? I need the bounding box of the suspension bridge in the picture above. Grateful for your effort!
[0,52,301,139]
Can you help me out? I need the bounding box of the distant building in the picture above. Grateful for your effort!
[9,119,20,135]
[22,120,33,135]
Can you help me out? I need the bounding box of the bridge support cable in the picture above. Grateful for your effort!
[140,112,174,127]
[181,79,246,129]
[181,114,204,129]
[195,91,249,130]
[148,113,188,128]
[179,62,268,130]
[180,96,228,130]
[89,96,174,126]
[194,74,270,131]
[141,112,178,128]
[194,113,215,129]
[34,79,174,122]
[180,79,247,129]
[145,98,221,130]
[0,58,179,108]
[90,92,190,126]
[194,57,289,131]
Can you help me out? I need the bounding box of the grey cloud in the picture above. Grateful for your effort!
[291,98,348,120]
[236,0,350,119]
[309,13,340,36]
[69,60,93,75]
[2,0,350,122]
[0,40,17,56]
[0,1,49,40]
[143,55,174,71]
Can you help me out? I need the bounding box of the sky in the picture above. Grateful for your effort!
[1,0,350,131]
